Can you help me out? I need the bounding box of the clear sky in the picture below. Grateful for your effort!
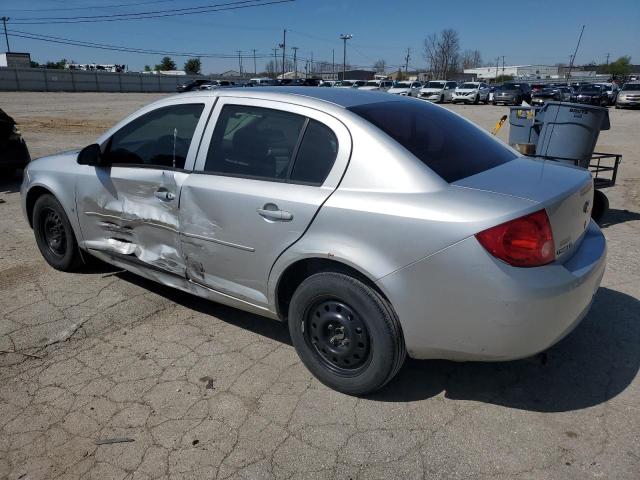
[2,0,639,73]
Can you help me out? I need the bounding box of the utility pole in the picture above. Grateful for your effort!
[237,50,242,77]
[1,17,10,53]
[501,55,505,77]
[332,49,335,80]
[404,48,411,77]
[495,56,499,82]
[605,52,610,66]
[567,25,585,78]
[339,34,352,81]
[252,49,257,75]
[292,47,298,80]
[278,29,286,80]
[272,47,278,79]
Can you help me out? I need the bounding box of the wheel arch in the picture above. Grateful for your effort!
[25,185,55,228]
[273,257,389,321]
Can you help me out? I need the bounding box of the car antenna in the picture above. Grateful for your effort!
[172,128,177,169]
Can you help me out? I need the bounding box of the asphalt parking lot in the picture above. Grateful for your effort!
[1,92,639,480]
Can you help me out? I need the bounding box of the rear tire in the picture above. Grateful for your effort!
[33,194,84,271]
[592,189,609,224]
[288,272,406,396]
[473,94,479,104]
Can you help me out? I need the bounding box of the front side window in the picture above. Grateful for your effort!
[349,100,516,183]
[204,105,306,181]
[105,103,204,168]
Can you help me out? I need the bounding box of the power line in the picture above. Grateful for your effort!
[10,0,295,25]
[7,29,273,59]
[3,0,177,13]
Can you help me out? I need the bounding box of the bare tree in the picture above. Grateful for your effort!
[423,29,461,78]
[461,49,482,70]
[373,59,387,74]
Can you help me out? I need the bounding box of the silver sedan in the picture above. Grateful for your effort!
[21,88,606,395]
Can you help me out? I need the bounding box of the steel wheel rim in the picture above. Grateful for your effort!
[41,208,66,258]
[304,299,371,375]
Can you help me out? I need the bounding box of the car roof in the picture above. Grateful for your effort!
[174,86,402,109]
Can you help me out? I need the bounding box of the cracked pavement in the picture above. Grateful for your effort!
[1,93,639,479]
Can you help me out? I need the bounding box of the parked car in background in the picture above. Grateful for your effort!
[488,84,502,102]
[0,108,30,177]
[248,77,278,87]
[177,79,211,92]
[199,80,234,90]
[571,84,609,106]
[557,86,573,101]
[418,80,457,102]
[387,81,422,97]
[359,79,394,91]
[531,87,563,106]
[594,83,618,105]
[351,80,368,88]
[21,87,606,395]
[320,80,336,87]
[530,83,546,94]
[493,83,531,105]
[615,82,640,108]
[333,80,355,88]
[451,82,490,104]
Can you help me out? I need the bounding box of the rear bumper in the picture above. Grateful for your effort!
[378,220,606,361]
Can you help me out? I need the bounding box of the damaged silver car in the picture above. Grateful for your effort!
[21,88,606,395]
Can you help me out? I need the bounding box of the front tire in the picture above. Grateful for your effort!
[33,194,84,271]
[288,272,406,395]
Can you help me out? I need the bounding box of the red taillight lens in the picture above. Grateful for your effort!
[475,209,555,267]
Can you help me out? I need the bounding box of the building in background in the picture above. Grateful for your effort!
[0,52,32,69]
[464,64,559,80]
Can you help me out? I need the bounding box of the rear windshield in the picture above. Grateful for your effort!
[349,100,516,183]
[621,83,640,91]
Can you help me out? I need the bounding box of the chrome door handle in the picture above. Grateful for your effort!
[154,190,175,201]
[257,203,293,222]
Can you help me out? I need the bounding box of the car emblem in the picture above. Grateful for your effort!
[583,201,590,213]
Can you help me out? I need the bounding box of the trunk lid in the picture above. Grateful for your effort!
[453,157,594,261]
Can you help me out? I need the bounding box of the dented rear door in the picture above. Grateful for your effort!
[180,97,351,308]
[76,99,213,275]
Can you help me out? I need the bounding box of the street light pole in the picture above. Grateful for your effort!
[339,34,352,81]
[272,47,278,79]
[278,29,286,80]
[332,49,335,80]
[1,17,10,53]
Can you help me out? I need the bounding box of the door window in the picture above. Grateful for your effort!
[204,105,307,181]
[104,104,204,169]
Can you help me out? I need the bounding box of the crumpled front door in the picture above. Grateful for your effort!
[76,165,188,276]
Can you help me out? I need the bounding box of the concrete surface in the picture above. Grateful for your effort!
[1,92,639,480]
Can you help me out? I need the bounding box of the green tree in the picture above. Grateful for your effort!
[143,65,151,72]
[155,56,176,71]
[44,58,67,69]
[184,58,201,75]
[604,56,632,77]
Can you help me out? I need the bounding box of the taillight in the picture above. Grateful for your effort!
[475,209,555,267]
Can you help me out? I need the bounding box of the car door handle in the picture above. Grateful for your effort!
[154,190,175,201]
[257,203,293,222]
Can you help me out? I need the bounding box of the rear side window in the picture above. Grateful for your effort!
[349,100,516,183]
[290,120,338,185]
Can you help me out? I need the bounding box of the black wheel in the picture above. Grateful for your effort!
[288,272,406,395]
[438,94,444,103]
[492,101,498,106]
[592,189,609,224]
[33,194,84,271]
[473,94,479,104]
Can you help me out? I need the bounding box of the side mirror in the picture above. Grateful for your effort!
[77,143,105,166]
